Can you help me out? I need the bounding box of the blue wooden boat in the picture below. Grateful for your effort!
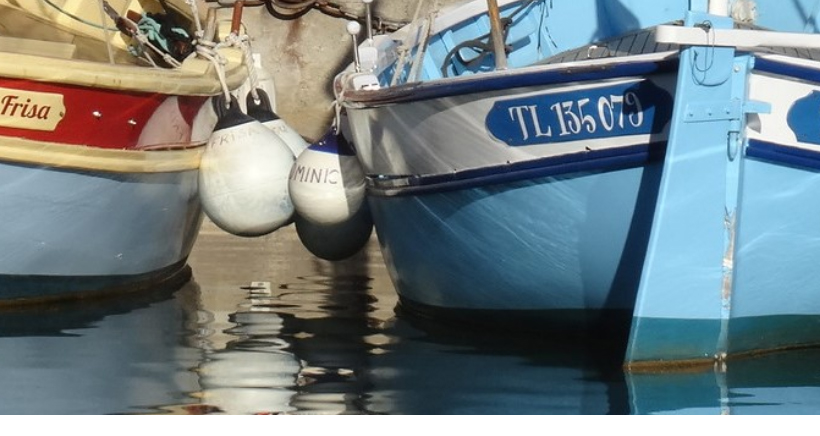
[331,0,820,368]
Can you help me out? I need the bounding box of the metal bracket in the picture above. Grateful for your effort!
[683,100,741,123]
[683,99,770,123]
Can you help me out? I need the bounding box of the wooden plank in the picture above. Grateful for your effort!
[0,36,76,59]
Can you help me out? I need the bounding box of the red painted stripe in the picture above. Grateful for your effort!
[0,78,207,149]
[178,96,209,128]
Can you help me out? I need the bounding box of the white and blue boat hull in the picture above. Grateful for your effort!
[346,62,677,317]
[339,0,820,366]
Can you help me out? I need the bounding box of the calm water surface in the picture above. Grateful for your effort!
[2,220,820,415]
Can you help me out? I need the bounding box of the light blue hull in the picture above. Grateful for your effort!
[369,164,660,313]
[628,142,820,363]
[366,114,820,364]
[340,0,820,365]
[0,160,202,302]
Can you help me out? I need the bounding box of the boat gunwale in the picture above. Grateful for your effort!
[0,49,247,96]
[341,51,820,110]
[0,135,204,174]
[340,51,680,108]
[753,52,820,82]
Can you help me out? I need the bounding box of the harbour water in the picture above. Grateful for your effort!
[2,220,820,415]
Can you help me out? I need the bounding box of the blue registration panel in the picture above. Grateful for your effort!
[485,80,672,147]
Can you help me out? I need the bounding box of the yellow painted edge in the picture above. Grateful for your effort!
[0,136,204,173]
[0,48,247,96]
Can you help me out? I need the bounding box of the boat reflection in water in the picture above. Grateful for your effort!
[2,241,820,414]
[194,268,820,415]
[195,305,301,415]
[0,275,202,415]
[627,350,820,415]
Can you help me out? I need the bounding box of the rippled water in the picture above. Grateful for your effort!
[2,221,820,415]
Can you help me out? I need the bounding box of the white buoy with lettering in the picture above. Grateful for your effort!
[199,95,295,237]
[246,89,309,158]
[288,128,366,226]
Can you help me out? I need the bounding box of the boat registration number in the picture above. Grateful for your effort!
[485,80,671,147]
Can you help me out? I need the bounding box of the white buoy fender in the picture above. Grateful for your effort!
[199,95,295,237]
[288,128,366,226]
[295,201,374,261]
[246,89,309,157]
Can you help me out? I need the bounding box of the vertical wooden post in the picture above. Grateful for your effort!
[231,1,245,35]
[486,0,507,70]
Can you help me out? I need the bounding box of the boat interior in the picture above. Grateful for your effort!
[0,0,210,65]
[375,0,694,85]
[0,0,247,95]
[373,0,820,87]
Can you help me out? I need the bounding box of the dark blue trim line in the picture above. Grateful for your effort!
[368,141,665,197]
[348,58,679,107]
[746,139,820,171]
[753,56,820,84]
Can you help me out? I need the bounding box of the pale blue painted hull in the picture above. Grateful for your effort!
[339,0,820,365]
[0,159,203,302]
[369,165,660,312]
[358,65,820,363]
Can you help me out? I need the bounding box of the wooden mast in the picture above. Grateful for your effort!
[487,0,507,70]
